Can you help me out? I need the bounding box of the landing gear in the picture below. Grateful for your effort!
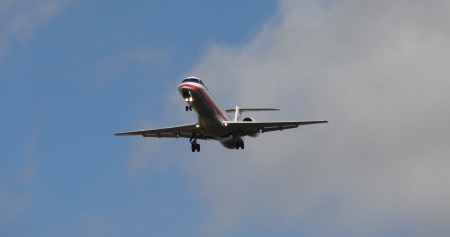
[190,133,200,152]
[235,140,244,150]
[191,143,198,152]
[185,105,192,111]
[191,143,200,152]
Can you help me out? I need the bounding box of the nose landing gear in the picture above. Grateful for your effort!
[185,105,192,111]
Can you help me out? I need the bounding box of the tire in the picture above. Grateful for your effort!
[186,106,189,111]
[235,141,240,150]
[191,144,196,152]
[196,143,200,152]
[240,140,244,150]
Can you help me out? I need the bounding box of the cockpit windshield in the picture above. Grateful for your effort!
[181,77,205,86]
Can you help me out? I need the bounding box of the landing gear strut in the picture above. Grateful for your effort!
[185,105,192,111]
[235,139,244,150]
[190,133,200,152]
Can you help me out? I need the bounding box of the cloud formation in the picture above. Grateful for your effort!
[0,0,69,59]
[180,0,450,236]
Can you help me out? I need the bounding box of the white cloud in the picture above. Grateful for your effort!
[0,123,50,229]
[0,185,32,223]
[0,0,70,59]
[177,0,450,236]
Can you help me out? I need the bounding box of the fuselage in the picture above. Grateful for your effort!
[178,77,237,149]
[115,77,328,151]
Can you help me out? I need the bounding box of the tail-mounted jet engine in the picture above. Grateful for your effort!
[242,117,260,137]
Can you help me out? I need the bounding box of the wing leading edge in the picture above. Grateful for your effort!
[115,120,328,139]
[224,120,328,134]
[114,123,213,140]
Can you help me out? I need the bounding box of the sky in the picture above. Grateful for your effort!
[1,0,450,236]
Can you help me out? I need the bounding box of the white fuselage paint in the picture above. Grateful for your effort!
[178,80,238,149]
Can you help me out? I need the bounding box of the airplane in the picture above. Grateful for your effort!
[115,77,328,152]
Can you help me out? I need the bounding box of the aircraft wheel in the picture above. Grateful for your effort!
[235,141,240,150]
[186,106,189,111]
[196,143,200,152]
[189,106,192,111]
[191,144,196,152]
[240,140,244,149]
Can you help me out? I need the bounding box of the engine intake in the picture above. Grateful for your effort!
[242,117,259,137]
[243,117,255,122]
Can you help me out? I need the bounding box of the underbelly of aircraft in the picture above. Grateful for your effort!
[187,90,229,137]
[181,86,240,149]
[220,140,238,149]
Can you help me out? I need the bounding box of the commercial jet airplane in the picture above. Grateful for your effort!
[115,77,328,152]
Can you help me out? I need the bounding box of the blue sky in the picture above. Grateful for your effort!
[1,1,276,236]
[3,1,450,236]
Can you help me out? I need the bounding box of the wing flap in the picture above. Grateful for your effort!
[115,123,199,136]
[224,120,328,133]
[141,133,213,140]
[261,125,298,133]
[115,123,215,140]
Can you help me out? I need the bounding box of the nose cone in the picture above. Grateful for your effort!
[178,82,191,91]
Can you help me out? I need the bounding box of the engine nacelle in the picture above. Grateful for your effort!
[217,134,234,142]
[242,117,255,122]
[242,117,260,137]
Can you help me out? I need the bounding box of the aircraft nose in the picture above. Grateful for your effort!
[180,88,193,101]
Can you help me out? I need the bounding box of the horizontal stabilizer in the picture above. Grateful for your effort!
[225,108,279,113]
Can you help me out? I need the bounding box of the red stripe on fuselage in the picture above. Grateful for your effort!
[178,83,230,121]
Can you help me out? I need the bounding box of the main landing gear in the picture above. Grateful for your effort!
[185,105,192,111]
[235,139,244,150]
[191,143,200,152]
[190,133,200,152]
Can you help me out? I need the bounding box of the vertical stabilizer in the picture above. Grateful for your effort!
[234,106,240,121]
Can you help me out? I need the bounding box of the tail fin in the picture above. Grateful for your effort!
[225,106,280,121]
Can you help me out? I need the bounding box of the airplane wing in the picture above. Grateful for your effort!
[224,120,328,135]
[114,123,213,140]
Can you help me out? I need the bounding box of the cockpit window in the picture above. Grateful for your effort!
[182,78,205,86]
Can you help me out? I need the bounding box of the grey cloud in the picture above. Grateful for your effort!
[179,0,450,236]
